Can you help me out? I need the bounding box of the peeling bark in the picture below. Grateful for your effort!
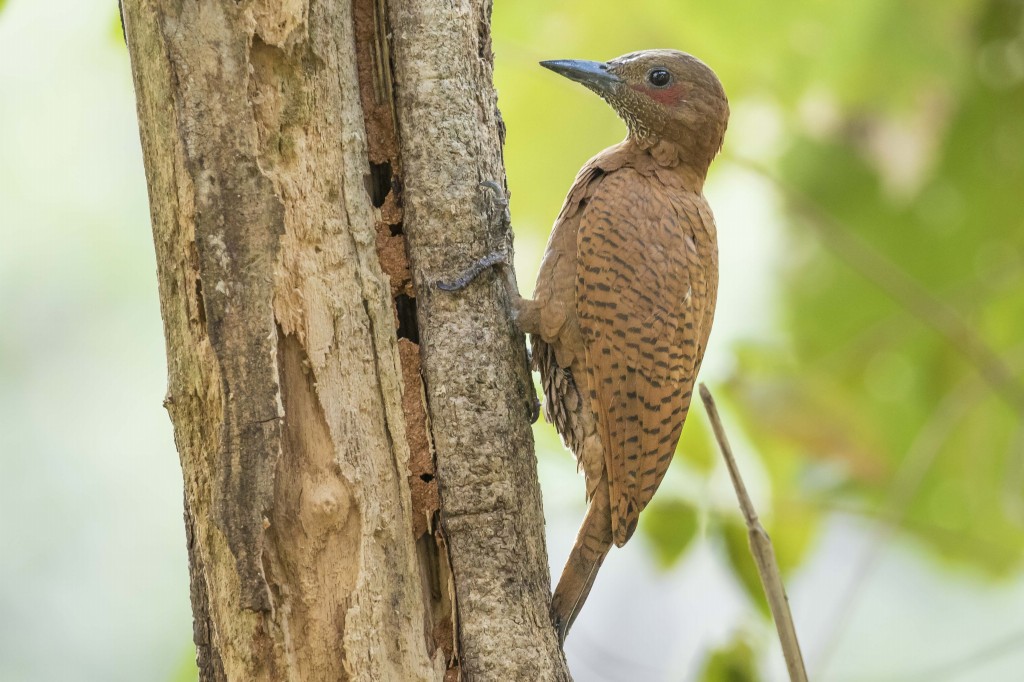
[124,0,567,679]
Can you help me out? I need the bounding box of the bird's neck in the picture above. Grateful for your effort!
[627,136,710,190]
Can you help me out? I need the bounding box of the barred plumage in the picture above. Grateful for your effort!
[524,50,728,642]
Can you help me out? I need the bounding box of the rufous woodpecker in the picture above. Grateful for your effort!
[441,49,728,644]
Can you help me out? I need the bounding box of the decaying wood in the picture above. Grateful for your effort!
[124,0,566,679]
[350,0,460,673]
[124,1,441,679]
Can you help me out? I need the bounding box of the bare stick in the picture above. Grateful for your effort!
[699,383,809,682]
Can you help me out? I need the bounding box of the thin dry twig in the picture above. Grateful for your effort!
[699,383,809,682]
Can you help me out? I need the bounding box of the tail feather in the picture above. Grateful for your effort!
[551,485,613,644]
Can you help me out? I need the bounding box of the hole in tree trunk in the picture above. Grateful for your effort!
[395,293,419,343]
[368,161,392,208]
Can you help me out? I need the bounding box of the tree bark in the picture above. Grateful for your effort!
[122,0,569,680]
[388,2,569,679]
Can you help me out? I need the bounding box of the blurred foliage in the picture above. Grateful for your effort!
[641,497,699,569]
[170,649,199,682]
[495,0,1024,673]
[698,635,760,682]
[727,0,1024,578]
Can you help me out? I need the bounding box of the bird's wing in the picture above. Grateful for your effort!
[555,143,633,224]
[576,169,709,547]
[532,145,633,451]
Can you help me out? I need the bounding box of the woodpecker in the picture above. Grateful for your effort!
[441,49,728,643]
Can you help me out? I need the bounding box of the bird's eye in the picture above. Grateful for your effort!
[647,69,671,87]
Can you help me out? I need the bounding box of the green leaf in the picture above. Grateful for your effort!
[770,500,820,576]
[639,497,699,569]
[111,3,126,47]
[679,405,718,473]
[699,634,761,682]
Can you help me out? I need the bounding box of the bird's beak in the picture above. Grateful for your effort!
[540,59,622,94]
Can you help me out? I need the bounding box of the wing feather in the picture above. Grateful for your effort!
[576,169,712,546]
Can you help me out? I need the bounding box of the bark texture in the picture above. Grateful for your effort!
[123,0,567,679]
[389,2,569,679]
[124,1,441,679]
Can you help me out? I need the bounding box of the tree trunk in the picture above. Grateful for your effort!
[387,2,570,678]
[122,0,570,680]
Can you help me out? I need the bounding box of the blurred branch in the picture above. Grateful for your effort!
[699,384,810,682]
[731,157,1024,418]
[811,341,1024,675]
[797,498,1019,561]
[1003,423,1024,526]
[815,256,1024,390]
[900,625,1024,682]
[811,374,982,677]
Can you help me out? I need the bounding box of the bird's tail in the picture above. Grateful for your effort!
[551,484,613,644]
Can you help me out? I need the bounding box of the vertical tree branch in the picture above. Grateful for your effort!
[389,1,571,679]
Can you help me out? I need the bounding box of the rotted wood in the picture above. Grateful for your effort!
[123,0,443,679]
[123,0,568,680]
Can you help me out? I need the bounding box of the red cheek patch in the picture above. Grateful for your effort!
[631,83,685,107]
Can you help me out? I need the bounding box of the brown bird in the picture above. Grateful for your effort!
[439,49,728,644]
[524,50,729,642]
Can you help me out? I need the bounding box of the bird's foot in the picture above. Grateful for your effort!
[479,179,509,212]
[435,181,513,291]
[529,394,541,425]
[435,249,509,291]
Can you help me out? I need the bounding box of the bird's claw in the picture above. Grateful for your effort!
[479,180,512,229]
[435,181,513,292]
[435,250,509,291]
[479,180,509,210]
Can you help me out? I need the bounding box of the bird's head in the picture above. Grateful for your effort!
[541,50,729,173]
